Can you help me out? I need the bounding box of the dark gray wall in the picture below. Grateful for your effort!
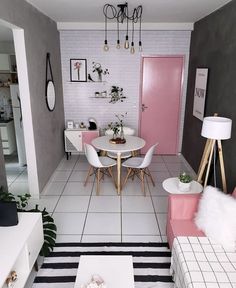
[0,138,7,190]
[182,0,236,192]
[0,0,65,192]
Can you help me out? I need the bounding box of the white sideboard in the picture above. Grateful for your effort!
[64,129,99,159]
[0,212,44,288]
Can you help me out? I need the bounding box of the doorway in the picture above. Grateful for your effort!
[0,25,28,194]
[140,56,184,154]
[0,19,39,197]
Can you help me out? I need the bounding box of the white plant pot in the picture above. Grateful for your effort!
[178,181,192,192]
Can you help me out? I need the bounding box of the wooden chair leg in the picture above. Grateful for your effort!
[147,168,155,187]
[84,166,93,186]
[123,168,132,187]
[96,168,100,196]
[108,167,117,188]
[140,170,146,196]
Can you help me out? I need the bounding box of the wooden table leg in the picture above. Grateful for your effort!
[117,152,121,195]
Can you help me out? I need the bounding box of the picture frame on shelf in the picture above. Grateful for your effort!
[193,68,208,121]
[70,59,87,82]
[67,120,74,129]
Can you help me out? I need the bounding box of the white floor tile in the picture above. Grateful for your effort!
[163,155,182,163]
[121,181,150,196]
[152,196,168,213]
[162,236,167,242]
[28,196,60,212]
[56,234,82,242]
[42,182,66,196]
[149,163,168,172]
[151,171,171,183]
[55,196,90,212]
[53,212,86,234]
[122,213,160,235]
[14,170,28,182]
[84,213,121,234]
[63,182,93,195]
[6,170,21,182]
[149,182,170,196]
[151,155,164,163]
[52,171,71,182]
[78,155,88,162]
[165,162,189,171]
[92,181,118,196]
[89,196,120,212]
[122,235,162,242]
[157,213,167,235]
[69,171,94,182]
[74,161,90,171]
[81,235,121,242]
[122,196,154,213]
[56,160,77,171]
[8,182,29,195]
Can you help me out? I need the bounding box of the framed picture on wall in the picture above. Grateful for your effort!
[193,68,208,121]
[70,59,87,82]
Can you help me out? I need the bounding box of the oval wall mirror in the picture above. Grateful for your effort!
[46,80,56,111]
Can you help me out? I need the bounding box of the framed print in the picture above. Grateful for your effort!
[70,59,87,82]
[193,68,208,121]
[67,120,74,129]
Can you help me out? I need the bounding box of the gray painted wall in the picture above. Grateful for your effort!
[182,0,236,192]
[0,0,65,192]
[0,137,7,190]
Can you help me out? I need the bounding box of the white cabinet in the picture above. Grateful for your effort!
[0,120,16,155]
[64,129,99,159]
[0,54,16,72]
[0,213,44,288]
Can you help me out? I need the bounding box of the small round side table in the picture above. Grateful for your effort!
[162,177,203,194]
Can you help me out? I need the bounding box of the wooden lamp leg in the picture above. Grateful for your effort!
[217,140,227,193]
[197,139,213,183]
[203,139,215,188]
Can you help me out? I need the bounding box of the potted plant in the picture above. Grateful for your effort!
[178,172,192,192]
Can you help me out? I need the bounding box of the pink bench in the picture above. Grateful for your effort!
[167,187,236,249]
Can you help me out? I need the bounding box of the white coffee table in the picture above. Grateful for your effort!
[74,255,134,288]
[162,177,203,194]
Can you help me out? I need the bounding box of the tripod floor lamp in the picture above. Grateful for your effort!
[197,116,232,193]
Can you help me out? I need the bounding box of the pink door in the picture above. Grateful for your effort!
[140,56,183,154]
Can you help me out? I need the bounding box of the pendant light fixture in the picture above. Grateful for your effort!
[103,2,143,53]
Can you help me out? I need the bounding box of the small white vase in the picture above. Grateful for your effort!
[178,181,191,192]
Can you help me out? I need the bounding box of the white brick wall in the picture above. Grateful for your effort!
[60,30,191,152]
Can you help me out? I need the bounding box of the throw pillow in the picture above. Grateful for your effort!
[195,186,236,251]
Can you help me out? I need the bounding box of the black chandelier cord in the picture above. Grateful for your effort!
[139,7,142,47]
[117,19,120,43]
[131,20,134,43]
[103,3,143,51]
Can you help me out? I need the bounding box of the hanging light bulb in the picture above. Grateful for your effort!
[139,41,142,52]
[130,42,135,54]
[124,35,129,49]
[116,40,121,49]
[104,40,109,51]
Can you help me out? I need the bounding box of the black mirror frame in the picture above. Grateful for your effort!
[46,79,56,111]
[45,53,56,112]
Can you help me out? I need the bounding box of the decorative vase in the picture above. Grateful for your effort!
[178,181,192,192]
[120,125,124,140]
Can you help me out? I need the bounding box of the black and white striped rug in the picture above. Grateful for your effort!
[33,242,173,288]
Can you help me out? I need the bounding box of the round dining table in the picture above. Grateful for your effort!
[92,135,146,194]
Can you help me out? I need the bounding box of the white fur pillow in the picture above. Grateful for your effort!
[195,186,236,251]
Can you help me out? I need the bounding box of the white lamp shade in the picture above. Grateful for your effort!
[201,116,232,140]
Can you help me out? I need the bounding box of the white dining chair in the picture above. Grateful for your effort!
[105,126,135,159]
[84,143,117,195]
[122,143,158,196]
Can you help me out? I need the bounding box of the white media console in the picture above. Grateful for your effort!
[0,213,44,288]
